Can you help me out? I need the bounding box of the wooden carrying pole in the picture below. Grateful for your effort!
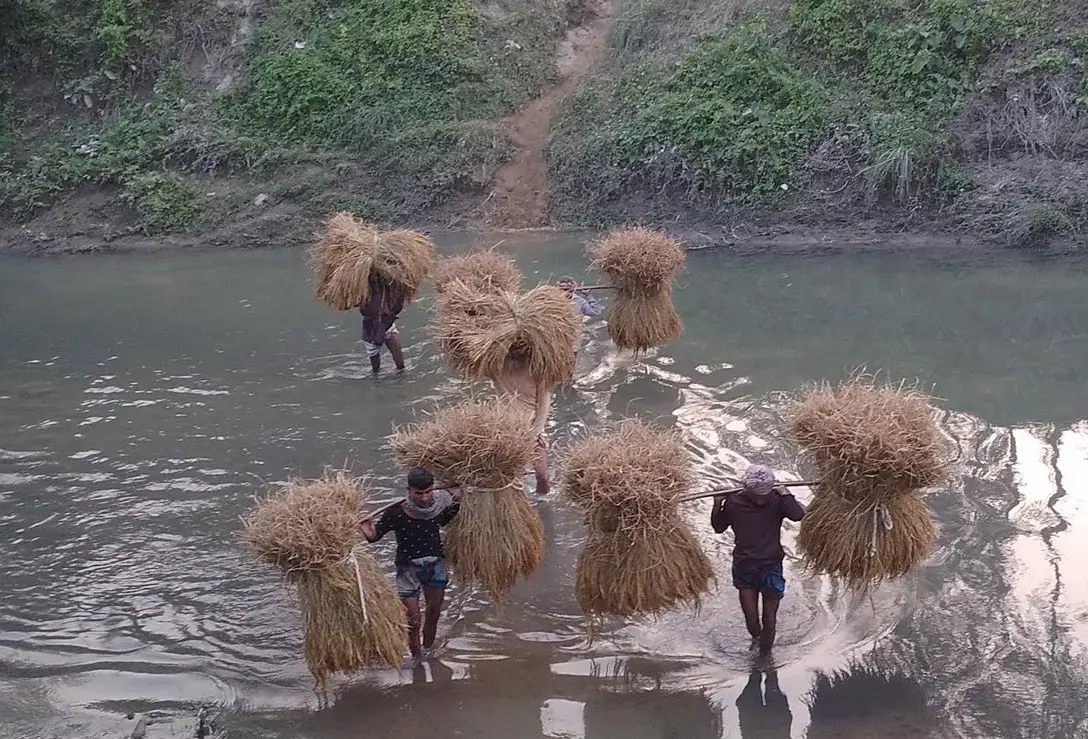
[358,475,527,522]
[679,480,819,503]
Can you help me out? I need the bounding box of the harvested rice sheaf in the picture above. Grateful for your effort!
[587,228,685,297]
[241,469,406,687]
[561,419,713,618]
[310,213,435,310]
[604,291,683,353]
[434,248,522,295]
[796,486,937,587]
[586,228,685,351]
[790,373,949,503]
[388,398,545,601]
[432,281,580,386]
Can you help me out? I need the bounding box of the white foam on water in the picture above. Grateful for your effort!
[0,449,50,460]
[540,698,586,739]
[167,387,230,396]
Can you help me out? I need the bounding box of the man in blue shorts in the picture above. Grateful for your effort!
[360,467,460,659]
[711,464,805,655]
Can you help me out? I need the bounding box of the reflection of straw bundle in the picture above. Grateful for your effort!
[789,372,949,587]
[806,663,934,739]
[434,248,521,295]
[309,212,435,310]
[587,228,684,351]
[432,281,580,387]
[561,420,714,617]
[388,399,544,601]
[241,469,406,687]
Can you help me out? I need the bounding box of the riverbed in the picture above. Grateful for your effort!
[2,234,1087,739]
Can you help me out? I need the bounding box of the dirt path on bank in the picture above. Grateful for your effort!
[481,0,620,230]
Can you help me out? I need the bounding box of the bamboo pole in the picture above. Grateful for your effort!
[679,479,819,503]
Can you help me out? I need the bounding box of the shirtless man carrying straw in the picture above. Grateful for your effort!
[488,354,552,496]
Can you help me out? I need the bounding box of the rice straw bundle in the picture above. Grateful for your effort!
[311,212,379,311]
[432,281,581,386]
[795,488,936,586]
[434,248,521,295]
[309,213,435,310]
[789,372,949,587]
[561,419,714,618]
[388,398,544,601]
[373,228,436,300]
[240,469,406,687]
[587,228,685,351]
[791,374,948,502]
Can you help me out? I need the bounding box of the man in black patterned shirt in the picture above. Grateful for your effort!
[360,467,460,659]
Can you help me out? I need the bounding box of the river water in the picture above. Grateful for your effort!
[2,234,1088,739]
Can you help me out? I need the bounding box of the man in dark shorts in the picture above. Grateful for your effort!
[360,275,407,374]
[711,464,805,655]
[360,467,460,660]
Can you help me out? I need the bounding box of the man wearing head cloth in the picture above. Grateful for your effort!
[711,464,806,655]
[556,276,604,320]
[556,276,604,363]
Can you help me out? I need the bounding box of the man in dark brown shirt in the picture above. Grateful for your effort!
[711,464,805,655]
[360,275,407,374]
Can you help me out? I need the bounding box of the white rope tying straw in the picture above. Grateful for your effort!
[349,546,369,625]
[869,503,894,556]
[474,480,524,494]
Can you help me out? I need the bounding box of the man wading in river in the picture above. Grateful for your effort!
[488,353,552,495]
[711,464,805,655]
[360,467,461,660]
[360,274,407,374]
[556,276,604,320]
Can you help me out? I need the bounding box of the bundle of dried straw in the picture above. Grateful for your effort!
[561,419,714,618]
[432,280,581,387]
[240,469,406,688]
[389,398,544,601]
[434,248,521,295]
[789,372,948,588]
[309,212,435,310]
[587,228,685,351]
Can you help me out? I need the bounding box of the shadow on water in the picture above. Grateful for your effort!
[736,669,793,739]
[2,236,1088,738]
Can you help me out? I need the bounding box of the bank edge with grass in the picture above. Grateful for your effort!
[1,0,1086,249]
[547,0,1088,248]
[0,0,577,237]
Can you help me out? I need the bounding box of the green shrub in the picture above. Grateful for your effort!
[121,171,203,231]
[235,0,486,145]
[554,20,837,205]
[551,0,1036,216]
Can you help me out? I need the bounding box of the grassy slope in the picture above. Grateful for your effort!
[0,0,577,235]
[547,0,1088,247]
[2,0,1086,248]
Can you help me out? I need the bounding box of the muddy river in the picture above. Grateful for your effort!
[2,235,1088,739]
